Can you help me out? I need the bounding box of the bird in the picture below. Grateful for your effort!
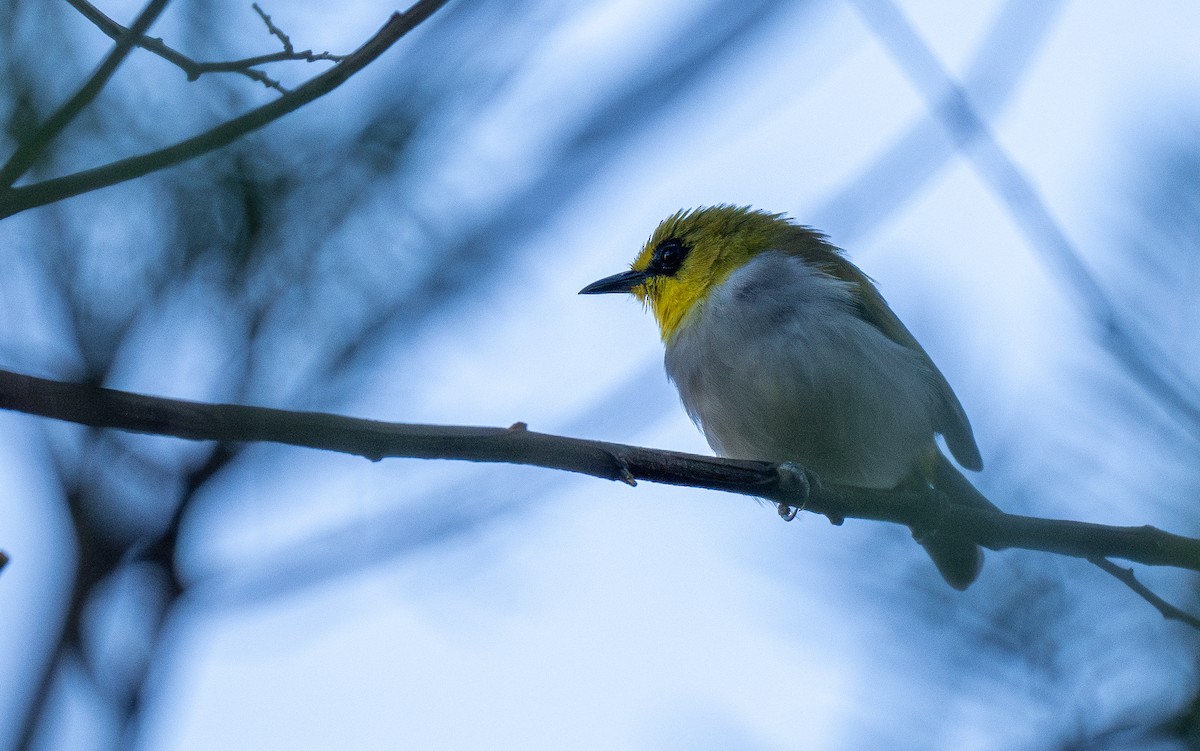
[580,205,993,589]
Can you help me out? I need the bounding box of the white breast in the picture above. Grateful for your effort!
[663,251,940,489]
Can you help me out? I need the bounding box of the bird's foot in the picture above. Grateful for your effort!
[774,461,812,522]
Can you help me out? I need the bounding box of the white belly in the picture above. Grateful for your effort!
[664,252,939,489]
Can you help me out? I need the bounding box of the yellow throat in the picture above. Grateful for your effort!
[631,206,795,340]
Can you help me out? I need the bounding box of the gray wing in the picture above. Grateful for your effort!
[815,249,983,471]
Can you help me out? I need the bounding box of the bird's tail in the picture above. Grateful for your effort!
[916,453,998,590]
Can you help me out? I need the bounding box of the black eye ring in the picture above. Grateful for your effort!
[652,237,688,275]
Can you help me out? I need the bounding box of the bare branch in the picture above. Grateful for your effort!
[2,367,1197,625]
[0,550,8,573]
[64,0,202,74]
[1,367,1198,579]
[0,0,171,189]
[65,0,345,94]
[189,48,344,75]
[0,0,449,219]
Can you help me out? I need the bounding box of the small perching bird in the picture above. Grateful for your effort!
[581,205,991,589]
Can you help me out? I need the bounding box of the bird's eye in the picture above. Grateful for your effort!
[652,238,688,275]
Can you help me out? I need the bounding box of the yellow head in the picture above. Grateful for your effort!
[581,205,813,340]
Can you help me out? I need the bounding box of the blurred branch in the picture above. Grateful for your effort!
[0,549,8,573]
[0,0,170,189]
[64,0,345,94]
[0,0,450,219]
[850,0,1200,440]
[2,367,1199,580]
[814,0,1064,242]
[310,0,792,393]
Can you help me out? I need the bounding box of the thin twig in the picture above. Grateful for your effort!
[190,49,343,73]
[0,0,171,189]
[1089,557,1200,630]
[64,0,201,75]
[0,0,450,219]
[64,0,345,95]
[252,3,293,54]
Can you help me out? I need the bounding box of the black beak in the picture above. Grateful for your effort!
[579,269,652,295]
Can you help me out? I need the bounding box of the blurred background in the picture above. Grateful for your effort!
[2,0,1199,748]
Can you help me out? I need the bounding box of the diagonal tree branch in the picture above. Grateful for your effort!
[847,0,1200,639]
[0,0,449,219]
[849,0,1200,441]
[0,0,171,189]
[812,0,1065,243]
[1,367,1198,580]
